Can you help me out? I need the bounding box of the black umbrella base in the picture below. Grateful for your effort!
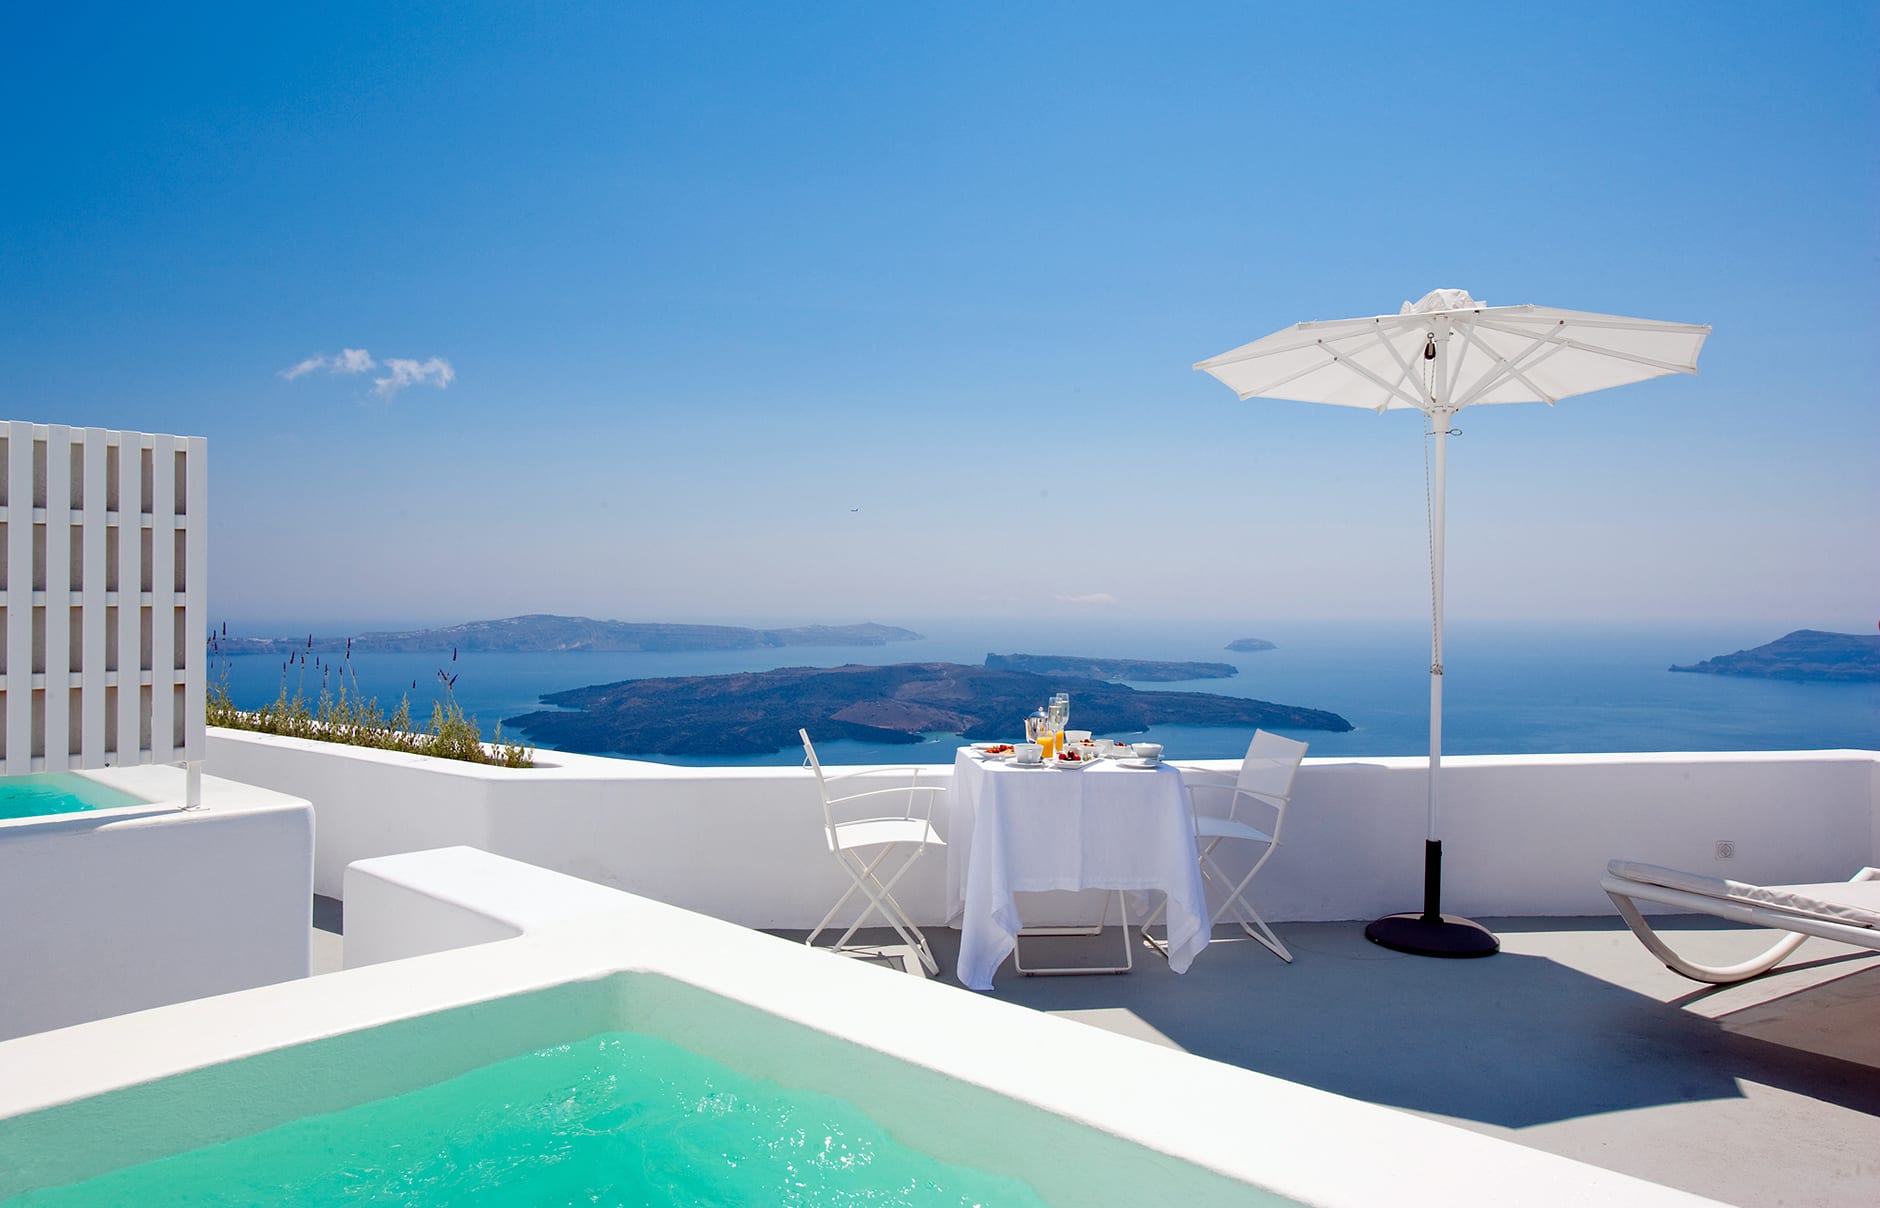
[1365,912,1500,957]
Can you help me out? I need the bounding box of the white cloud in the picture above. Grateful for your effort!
[372,356,455,399]
[279,348,455,400]
[279,347,377,380]
[1054,592,1117,606]
[279,355,328,380]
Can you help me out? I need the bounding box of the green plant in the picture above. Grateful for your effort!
[206,628,534,768]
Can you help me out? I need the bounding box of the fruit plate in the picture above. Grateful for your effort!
[1051,755,1095,770]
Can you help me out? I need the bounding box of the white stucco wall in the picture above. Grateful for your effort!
[342,847,635,970]
[0,765,313,1041]
[205,729,1879,930]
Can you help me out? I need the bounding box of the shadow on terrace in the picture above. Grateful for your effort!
[775,913,1880,1208]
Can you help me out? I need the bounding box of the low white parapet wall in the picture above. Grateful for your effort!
[0,765,313,1041]
[342,847,638,970]
[205,729,1879,930]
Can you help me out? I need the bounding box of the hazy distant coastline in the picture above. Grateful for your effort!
[1226,638,1277,652]
[983,653,1237,681]
[1670,630,1879,682]
[219,614,923,655]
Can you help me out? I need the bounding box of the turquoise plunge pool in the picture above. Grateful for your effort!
[0,774,150,822]
[7,1029,1047,1207]
[0,976,1284,1208]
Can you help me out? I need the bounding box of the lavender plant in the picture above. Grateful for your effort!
[205,627,533,768]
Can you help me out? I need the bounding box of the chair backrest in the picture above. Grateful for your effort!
[800,729,838,836]
[1229,729,1308,840]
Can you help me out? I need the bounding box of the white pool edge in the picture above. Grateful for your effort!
[0,767,182,831]
[0,847,1722,1207]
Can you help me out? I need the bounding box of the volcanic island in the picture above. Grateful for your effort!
[506,661,1351,758]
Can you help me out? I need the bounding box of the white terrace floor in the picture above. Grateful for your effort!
[938,918,1880,1208]
[308,904,1880,1207]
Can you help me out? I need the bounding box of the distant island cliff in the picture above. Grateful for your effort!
[983,653,1237,681]
[505,662,1352,757]
[1669,630,1880,682]
[219,615,923,655]
[1226,638,1277,652]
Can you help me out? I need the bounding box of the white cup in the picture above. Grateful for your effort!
[1131,743,1163,761]
[1014,743,1043,765]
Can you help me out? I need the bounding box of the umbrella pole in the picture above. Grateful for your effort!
[1426,410,1446,920]
[1363,345,1499,958]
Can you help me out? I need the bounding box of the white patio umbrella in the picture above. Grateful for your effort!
[1196,289,1709,956]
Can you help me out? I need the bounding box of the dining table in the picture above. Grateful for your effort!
[945,746,1210,991]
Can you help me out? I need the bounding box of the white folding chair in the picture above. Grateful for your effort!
[801,729,946,976]
[1145,729,1307,962]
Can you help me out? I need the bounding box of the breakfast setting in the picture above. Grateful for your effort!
[965,694,1164,768]
[946,689,1207,992]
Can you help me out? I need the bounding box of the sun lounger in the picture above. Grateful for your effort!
[1602,860,1880,984]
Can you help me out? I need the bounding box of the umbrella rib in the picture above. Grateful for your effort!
[1471,319,1700,376]
[1321,341,1428,409]
[1501,343,1568,401]
[1367,328,1430,410]
[1542,336,1696,376]
[1442,314,1479,407]
[1229,357,1335,399]
[1451,325,1561,407]
[1481,313,1710,335]
[1212,335,1426,409]
[1194,322,1388,371]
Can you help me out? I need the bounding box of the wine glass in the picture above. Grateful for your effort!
[1042,694,1065,756]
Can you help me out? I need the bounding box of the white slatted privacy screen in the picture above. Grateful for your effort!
[0,423,207,778]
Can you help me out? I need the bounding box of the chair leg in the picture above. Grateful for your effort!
[1139,895,1173,958]
[827,847,900,950]
[1016,891,1133,976]
[810,846,939,976]
[806,877,868,950]
[1203,849,1293,961]
[833,848,935,968]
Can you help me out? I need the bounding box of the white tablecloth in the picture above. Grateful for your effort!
[945,749,1209,991]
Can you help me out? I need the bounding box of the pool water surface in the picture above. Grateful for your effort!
[6,1030,1049,1207]
[0,775,150,822]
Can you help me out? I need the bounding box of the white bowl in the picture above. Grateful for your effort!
[1013,743,1043,765]
[1065,730,1092,745]
[1131,743,1163,760]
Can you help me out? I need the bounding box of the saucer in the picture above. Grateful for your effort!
[1116,757,1161,769]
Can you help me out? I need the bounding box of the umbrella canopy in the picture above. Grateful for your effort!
[1196,288,1709,414]
[1196,289,1709,957]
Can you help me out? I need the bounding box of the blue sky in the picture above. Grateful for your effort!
[3,3,1874,631]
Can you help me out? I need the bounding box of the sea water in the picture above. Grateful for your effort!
[211,619,1879,765]
[10,1030,1048,1207]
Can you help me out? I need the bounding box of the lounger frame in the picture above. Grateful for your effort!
[1602,867,1880,984]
